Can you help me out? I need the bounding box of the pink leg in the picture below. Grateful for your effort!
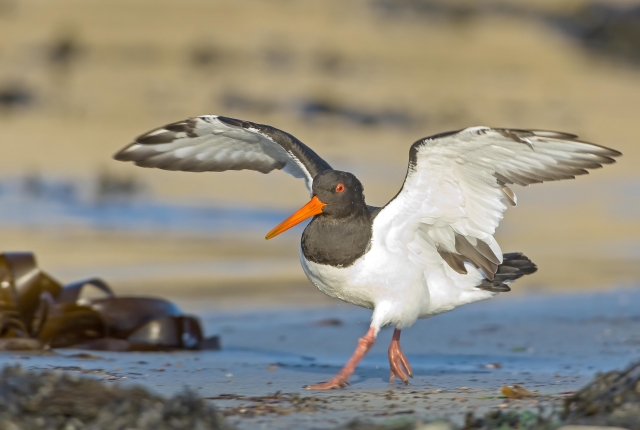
[388,328,413,384]
[304,327,376,390]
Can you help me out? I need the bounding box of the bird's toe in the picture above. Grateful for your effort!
[304,379,349,390]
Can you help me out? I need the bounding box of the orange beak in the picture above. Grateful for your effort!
[265,196,326,240]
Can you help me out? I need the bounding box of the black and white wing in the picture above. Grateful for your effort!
[373,126,621,280]
[113,115,333,192]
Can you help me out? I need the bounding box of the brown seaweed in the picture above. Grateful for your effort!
[0,252,218,351]
[562,358,640,428]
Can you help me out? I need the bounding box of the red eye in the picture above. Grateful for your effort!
[335,183,345,193]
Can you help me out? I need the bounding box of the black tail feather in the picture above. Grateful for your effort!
[477,252,537,293]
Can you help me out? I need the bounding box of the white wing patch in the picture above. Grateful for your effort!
[374,126,620,282]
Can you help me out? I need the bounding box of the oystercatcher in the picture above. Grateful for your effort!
[114,115,620,390]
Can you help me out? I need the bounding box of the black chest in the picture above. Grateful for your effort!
[301,214,373,268]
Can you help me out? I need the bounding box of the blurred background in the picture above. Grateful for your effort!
[0,0,638,307]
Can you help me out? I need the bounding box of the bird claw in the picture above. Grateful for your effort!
[389,362,411,385]
[388,337,413,385]
[304,379,350,390]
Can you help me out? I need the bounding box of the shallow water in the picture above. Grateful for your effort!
[0,176,289,235]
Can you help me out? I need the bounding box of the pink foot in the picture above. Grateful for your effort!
[388,329,413,384]
[304,378,349,390]
[304,327,376,390]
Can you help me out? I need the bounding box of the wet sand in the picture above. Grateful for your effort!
[2,288,639,428]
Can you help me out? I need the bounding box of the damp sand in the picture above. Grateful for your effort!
[1,288,639,429]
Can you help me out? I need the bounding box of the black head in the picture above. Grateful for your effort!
[312,170,366,219]
[265,170,367,239]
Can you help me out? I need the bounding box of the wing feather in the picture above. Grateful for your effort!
[374,126,621,280]
[114,115,332,192]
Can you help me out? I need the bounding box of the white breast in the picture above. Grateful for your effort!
[300,249,376,310]
[299,240,430,329]
[299,236,496,330]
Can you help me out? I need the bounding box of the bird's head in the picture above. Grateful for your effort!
[265,170,365,239]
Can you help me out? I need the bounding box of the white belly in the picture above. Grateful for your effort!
[299,239,495,330]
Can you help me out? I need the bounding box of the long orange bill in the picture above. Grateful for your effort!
[265,196,326,240]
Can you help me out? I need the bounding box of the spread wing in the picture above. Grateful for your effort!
[113,115,332,193]
[373,126,621,280]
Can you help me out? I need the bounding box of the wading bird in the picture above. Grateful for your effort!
[114,115,620,390]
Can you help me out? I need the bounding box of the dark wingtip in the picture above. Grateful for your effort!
[135,131,177,145]
[163,121,189,133]
[218,115,252,129]
[477,281,511,293]
[608,150,623,158]
[113,147,130,161]
[477,252,537,293]
[501,252,538,275]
